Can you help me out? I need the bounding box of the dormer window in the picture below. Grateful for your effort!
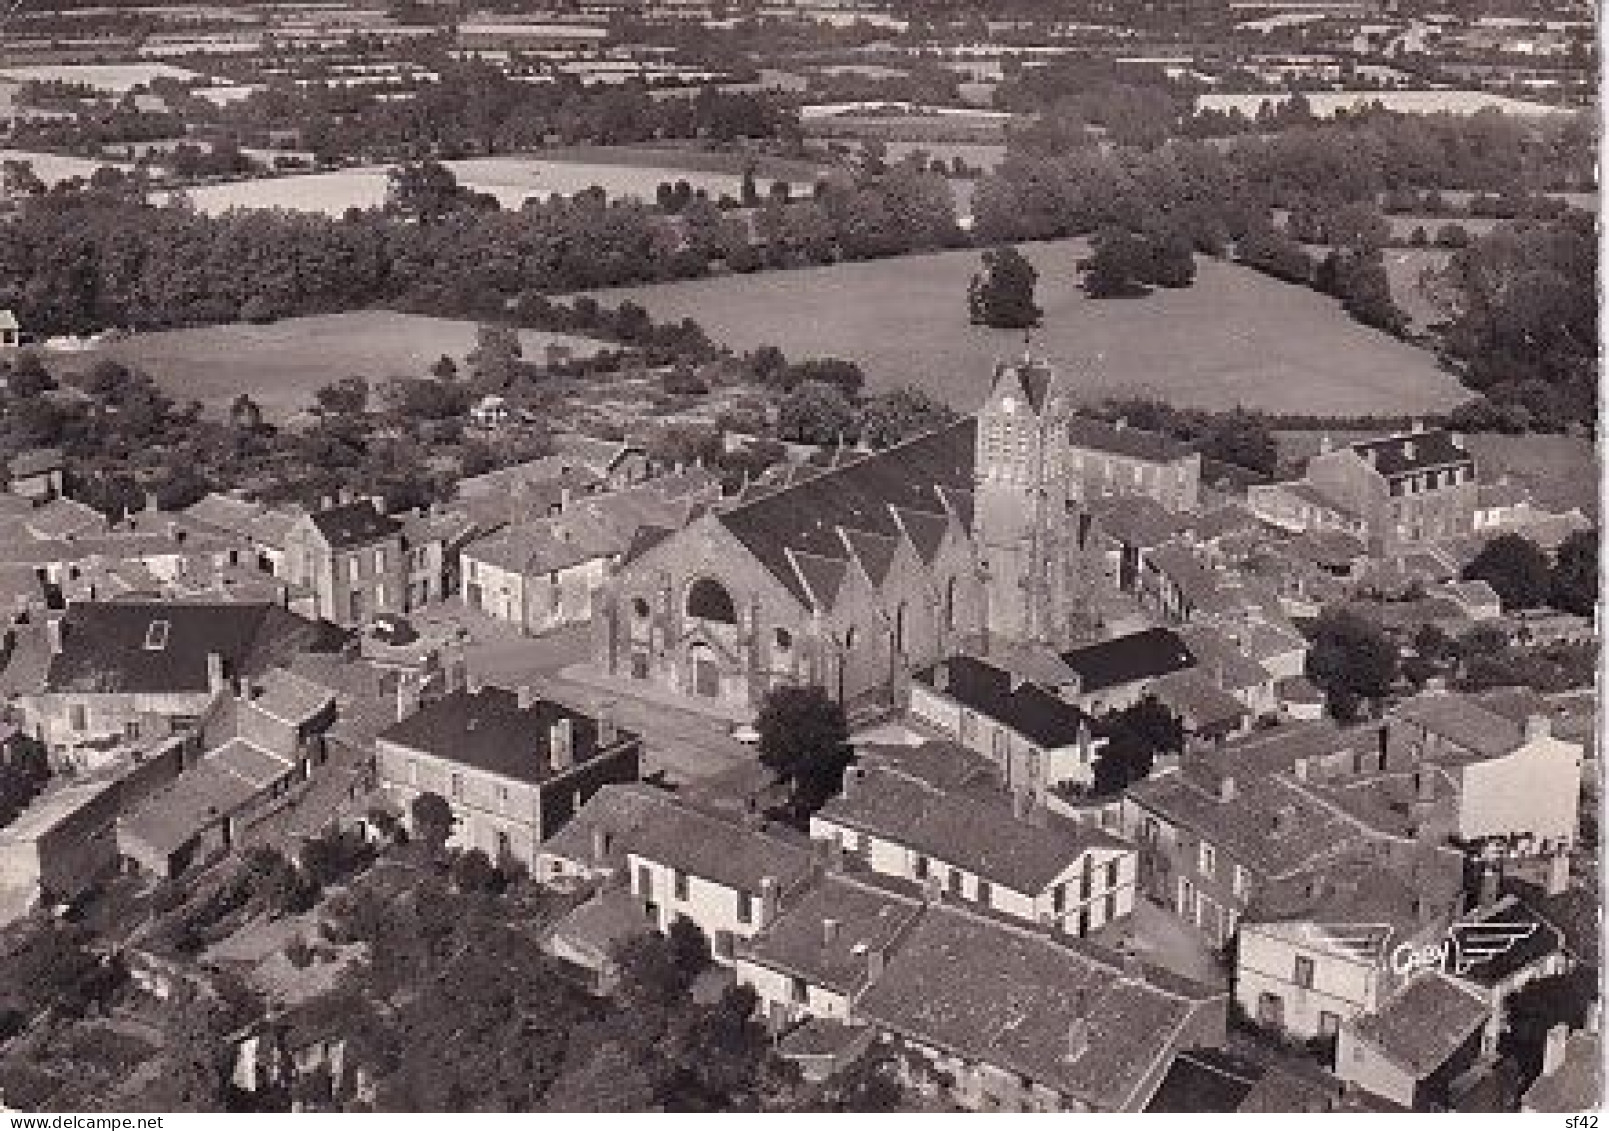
[143,619,170,651]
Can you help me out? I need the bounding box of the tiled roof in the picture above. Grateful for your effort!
[464,519,617,576]
[1148,1048,1332,1113]
[738,871,924,995]
[248,667,336,727]
[1523,1031,1602,1112]
[853,905,1217,1111]
[1177,625,1272,692]
[913,654,1093,749]
[1059,627,1196,695]
[546,886,652,961]
[552,432,637,475]
[1476,481,1530,510]
[24,498,104,540]
[624,801,816,896]
[820,766,1126,894]
[379,686,629,787]
[1150,669,1248,731]
[1350,974,1490,1077]
[718,418,973,608]
[44,601,335,695]
[1390,691,1526,762]
[1351,429,1473,478]
[307,501,401,550]
[1246,844,1464,950]
[181,493,300,549]
[8,447,62,478]
[539,781,682,871]
[1067,416,1194,464]
[1087,494,1184,549]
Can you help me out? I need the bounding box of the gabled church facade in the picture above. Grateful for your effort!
[589,357,1196,714]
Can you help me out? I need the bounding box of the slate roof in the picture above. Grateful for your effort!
[248,667,337,727]
[819,766,1126,894]
[1350,974,1490,1078]
[378,685,629,787]
[121,759,261,855]
[308,500,401,550]
[718,418,973,609]
[738,872,924,995]
[1150,669,1249,732]
[1087,494,1184,550]
[181,493,300,549]
[1476,481,1530,510]
[1059,627,1196,695]
[1351,429,1473,479]
[539,781,683,871]
[913,654,1093,749]
[1067,417,1194,464]
[24,498,104,540]
[852,905,1219,1111]
[464,520,616,575]
[43,601,335,695]
[1147,1048,1333,1114]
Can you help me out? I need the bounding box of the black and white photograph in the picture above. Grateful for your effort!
[0,0,1597,1115]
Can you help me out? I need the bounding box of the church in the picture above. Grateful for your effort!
[589,356,1202,715]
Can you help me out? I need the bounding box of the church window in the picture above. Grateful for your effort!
[844,626,857,650]
[944,577,958,629]
[894,602,907,654]
[686,578,737,624]
[774,627,792,651]
[631,597,650,619]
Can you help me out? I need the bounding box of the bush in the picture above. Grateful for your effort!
[284,936,315,969]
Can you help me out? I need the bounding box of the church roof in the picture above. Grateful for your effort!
[718,418,974,609]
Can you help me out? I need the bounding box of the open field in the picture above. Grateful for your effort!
[1278,430,1598,520]
[0,148,127,185]
[1195,89,1576,118]
[583,239,1474,416]
[73,311,607,420]
[0,63,201,92]
[173,149,790,216]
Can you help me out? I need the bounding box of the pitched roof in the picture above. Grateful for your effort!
[1350,429,1473,478]
[1067,416,1195,464]
[1087,494,1185,550]
[1150,669,1249,732]
[1147,1048,1333,1113]
[623,800,816,895]
[820,766,1126,894]
[7,447,62,479]
[378,685,630,787]
[44,601,334,695]
[1390,691,1527,762]
[307,500,401,550]
[181,493,300,549]
[1453,894,1564,987]
[24,498,104,540]
[718,418,974,608]
[1350,974,1490,1078]
[738,871,924,995]
[1059,627,1196,695]
[853,905,1218,1111]
[539,781,683,871]
[914,654,1093,749]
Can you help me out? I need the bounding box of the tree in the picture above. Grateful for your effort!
[452,847,498,893]
[410,791,455,854]
[1500,966,1598,1083]
[967,245,1042,328]
[229,394,264,433]
[1306,607,1399,718]
[386,160,467,224]
[1550,529,1597,616]
[1079,227,1153,298]
[777,381,856,446]
[313,377,369,418]
[755,684,851,815]
[1199,411,1278,476]
[858,387,956,448]
[430,355,459,381]
[783,357,865,398]
[1093,696,1179,794]
[466,322,523,388]
[1464,533,1552,611]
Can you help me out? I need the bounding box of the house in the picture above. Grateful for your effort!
[117,671,337,878]
[396,506,479,609]
[0,310,19,349]
[810,763,1138,936]
[1146,1048,1336,1112]
[461,520,618,635]
[180,493,302,576]
[533,780,679,886]
[1300,426,1478,555]
[469,394,510,431]
[7,447,64,501]
[906,652,1103,793]
[1385,691,1583,854]
[622,798,816,960]
[0,735,187,915]
[283,499,405,626]
[375,684,641,870]
[1064,416,1202,514]
[552,432,650,489]
[1057,626,1197,714]
[849,903,1227,1112]
[541,886,654,994]
[1334,973,1493,1110]
[1472,479,1532,532]
[1247,480,1369,539]
[1435,580,1502,622]
[1234,844,1464,1045]
[18,600,339,763]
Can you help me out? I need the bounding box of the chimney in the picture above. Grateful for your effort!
[591,824,612,863]
[1364,449,1377,468]
[866,944,886,984]
[1541,1023,1570,1078]
[337,488,352,506]
[1477,864,1499,911]
[1273,805,1294,835]
[1121,949,1146,982]
[45,617,63,655]
[516,684,535,711]
[1587,1000,1601,1036]
[598,699,618,746]
[1402,440,1416,461]
[1066,1018,1090,1062]
[822,918,840,948]
[1013,789,1033,822]
[1318,434,1333,454]
[1411,419,1425,434]
[395,677,415,723]
[827,834,846,872]
[841,765,862,799]
[1524,713,1552,742]
[935,660,950,693]
[1113,418,1127,432]
[760,875,780,924]
[921,873,943,903]
[1546,848,1571,896]
[369,494,387,515]
[549,717,574,772]
[1218,775,1236,803]
[1416,768,1435,802]
[1293,757,1309,782]
[206,651,227,695]
[144,490,159,514]
[1450,431,1465,450]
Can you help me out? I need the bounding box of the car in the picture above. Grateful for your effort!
[729,723,761,746]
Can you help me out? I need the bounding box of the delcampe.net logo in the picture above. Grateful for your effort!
[1301,918,1538,977]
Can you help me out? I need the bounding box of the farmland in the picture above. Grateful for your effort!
[0,63,201,92]
[0,148,125,185]
[1194,89,1577,118]
[583,239,1475,416]
[72,311,607,421]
